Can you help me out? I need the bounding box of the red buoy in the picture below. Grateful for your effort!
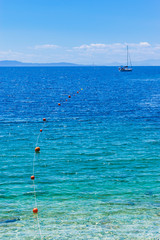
[58,103,61,106]
[35,147,40,152]
[31,175,35,180]
[68,95,71,98]
[33,208,38,213]
[77,91,79,94]
[66,99,67,101]
[40,129,42,132]
[43,118,46,122]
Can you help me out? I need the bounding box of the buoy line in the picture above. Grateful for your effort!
[30,89,83,239]
[31,120,46,240]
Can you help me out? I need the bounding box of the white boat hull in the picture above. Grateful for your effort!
[119,67,132,72]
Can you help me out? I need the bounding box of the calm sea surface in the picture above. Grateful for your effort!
[0,67,160,239]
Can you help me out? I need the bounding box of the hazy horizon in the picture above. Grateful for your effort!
[1,59,160,67]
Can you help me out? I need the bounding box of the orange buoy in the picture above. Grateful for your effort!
[43,118,46,121]
[35,147,40,152]
[68,95,71,98]
[33,208,38,213]
[40,129,42,132]
[58,103,61,106]
[31,175,35,180]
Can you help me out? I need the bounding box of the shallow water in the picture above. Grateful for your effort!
[0,66,160,239]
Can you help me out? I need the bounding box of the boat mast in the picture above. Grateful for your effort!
[127,45,128,66]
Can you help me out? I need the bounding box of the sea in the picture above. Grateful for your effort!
[0,66,160,239]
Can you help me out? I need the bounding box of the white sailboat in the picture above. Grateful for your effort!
[119,45,132,72]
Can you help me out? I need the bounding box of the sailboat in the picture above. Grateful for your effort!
[119,45,132,72]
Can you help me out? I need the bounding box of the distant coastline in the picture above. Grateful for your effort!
[0,60,81,67]
[0,60,160,67]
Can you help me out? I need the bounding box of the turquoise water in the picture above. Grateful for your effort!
[0,67,160,239]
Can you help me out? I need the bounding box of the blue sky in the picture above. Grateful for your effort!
[0,0,160,64]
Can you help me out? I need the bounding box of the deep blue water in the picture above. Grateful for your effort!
[0,67,160,239]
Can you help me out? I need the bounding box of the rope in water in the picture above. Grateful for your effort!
[31,89,83,239]
[32,121,45,239]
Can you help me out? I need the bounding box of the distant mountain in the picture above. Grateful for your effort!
[132,59,160,66]
[105,62,121,66]
[0,60,81,66]
[1,60,160,67]
[109,60,160,66]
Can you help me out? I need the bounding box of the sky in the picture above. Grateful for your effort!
[0,0,160,65]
